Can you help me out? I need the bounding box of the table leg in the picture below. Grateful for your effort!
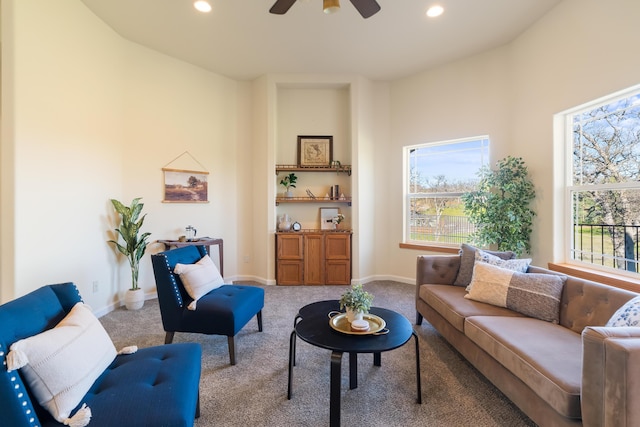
[412,331,422,404]
[349,352,358,389]
[373,352,381,366]
[330,351,343,427]
[287,330,296,400]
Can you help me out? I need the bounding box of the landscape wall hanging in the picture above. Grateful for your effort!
[298,135,333,167]
[162,151,209,203]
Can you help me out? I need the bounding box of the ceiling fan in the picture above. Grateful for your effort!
[269,0,381,19]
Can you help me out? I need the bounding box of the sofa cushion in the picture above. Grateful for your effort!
[453,244,516,287]
[174,254,224,310]
[419,284,524,333]
[606,295,640,327]
[464,315,582,419]
[7,302,116,425]
[465,262,566,323]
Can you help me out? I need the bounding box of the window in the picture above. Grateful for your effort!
[404,136,489,246]
[564,86,640,275]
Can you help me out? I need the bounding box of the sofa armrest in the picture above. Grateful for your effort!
[582,326,640,427]
[415,255,460,299]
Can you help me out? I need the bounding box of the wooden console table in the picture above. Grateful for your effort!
[157,238,224,277]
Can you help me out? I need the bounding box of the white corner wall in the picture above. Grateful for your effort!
[3,0,125,306]
[386,0,640,277]
[1,0,245,312]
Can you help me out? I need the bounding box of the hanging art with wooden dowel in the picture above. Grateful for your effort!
[162,151,209,203]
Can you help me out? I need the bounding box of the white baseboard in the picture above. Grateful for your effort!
[93,290,158,318]
[353,274,415,285]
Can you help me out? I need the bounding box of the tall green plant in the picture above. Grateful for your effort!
[108,198,151,290]
[461,156,535,256]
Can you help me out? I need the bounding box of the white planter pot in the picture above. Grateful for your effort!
[346,307,364,323]
[124,288,145,310]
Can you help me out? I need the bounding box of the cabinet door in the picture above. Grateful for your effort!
[277,261,304,285]
[325,234,351,285]
[278,234,303,259]
[277,234,303,285]
[304,234,324,285]
[325,260,351,285]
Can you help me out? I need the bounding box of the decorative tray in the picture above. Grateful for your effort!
[328,312,388,336]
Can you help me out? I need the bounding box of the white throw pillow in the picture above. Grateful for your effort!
[174,254,224,310]
[465,250,532,291]
[606,296,640,327]
[7,302,117,426]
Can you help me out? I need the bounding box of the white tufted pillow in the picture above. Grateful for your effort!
[606,296,640,327]
[174,254,224,310]
[7,302,117,426]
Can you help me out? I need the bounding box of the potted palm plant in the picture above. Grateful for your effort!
[108,197,151,310]
[339,283,374,322]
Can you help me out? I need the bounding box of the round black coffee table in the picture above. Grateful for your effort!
[287,300,421,427]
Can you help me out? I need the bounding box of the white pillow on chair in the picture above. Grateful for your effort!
[174,254,224,310]
[7,302,117,426]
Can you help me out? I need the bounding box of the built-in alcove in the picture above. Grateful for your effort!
[274,85,352,231]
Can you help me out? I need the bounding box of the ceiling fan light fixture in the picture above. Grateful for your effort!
[193,1,212,13]
[323,0,340,14]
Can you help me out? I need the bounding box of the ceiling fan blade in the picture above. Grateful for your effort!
[349,0,381,19]
[270,0,298,15]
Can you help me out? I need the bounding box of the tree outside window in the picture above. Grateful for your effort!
[569,89,640,273]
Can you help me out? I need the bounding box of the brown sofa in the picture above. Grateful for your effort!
[415,254,640,427]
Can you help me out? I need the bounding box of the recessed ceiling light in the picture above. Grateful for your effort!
[426,5,444,18]
[194,1,212,13]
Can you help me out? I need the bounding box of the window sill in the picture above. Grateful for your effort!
[548,263,640,293]
[399,242,460,254]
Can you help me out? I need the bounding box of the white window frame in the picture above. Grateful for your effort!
[558,83,640,278]
[403,135,489,247]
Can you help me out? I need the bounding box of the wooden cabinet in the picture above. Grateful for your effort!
[325,233,351,285]
[276,234,303,285]
[276,232,351,285]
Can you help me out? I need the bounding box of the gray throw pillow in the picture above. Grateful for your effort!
[465,262,567,323]
[453,243,516,287]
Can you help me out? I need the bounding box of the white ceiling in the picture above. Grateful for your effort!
[80,0,562,81]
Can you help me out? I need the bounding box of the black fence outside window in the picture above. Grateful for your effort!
[409,214,475,245]
[573,223,640,273]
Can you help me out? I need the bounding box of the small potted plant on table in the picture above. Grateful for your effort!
[339,283,373,323]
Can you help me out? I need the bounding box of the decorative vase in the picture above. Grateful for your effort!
[278,214,292,231]
[124,288,145,310]
[345,307,364,323]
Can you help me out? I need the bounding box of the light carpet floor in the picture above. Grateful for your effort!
[99,281,537,426]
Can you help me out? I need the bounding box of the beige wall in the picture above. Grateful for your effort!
[386,0,640,280]
[1,0,244,313]
[2,0,639,310]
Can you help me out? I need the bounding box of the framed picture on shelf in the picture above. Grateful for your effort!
[298,135,333,167]
[320,207,340,230]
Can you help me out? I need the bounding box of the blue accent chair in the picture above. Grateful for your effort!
[151,245,264,365]
[0,282,201,427]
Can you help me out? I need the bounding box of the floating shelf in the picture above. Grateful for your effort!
[276,164,352,176]
[276,196,351,206]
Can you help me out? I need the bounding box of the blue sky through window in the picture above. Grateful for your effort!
[410,137,489,186]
